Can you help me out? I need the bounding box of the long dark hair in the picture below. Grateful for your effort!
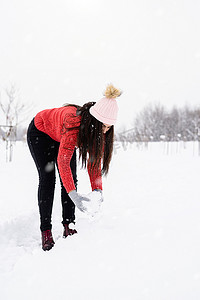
[62,102,114,175]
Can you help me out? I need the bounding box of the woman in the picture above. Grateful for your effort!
[27,84,121,251]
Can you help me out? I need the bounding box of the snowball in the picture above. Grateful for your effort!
[82,191,103,216]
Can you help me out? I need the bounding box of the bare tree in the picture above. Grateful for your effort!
[0,84,32,161]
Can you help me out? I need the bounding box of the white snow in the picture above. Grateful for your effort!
[0,141,200,300]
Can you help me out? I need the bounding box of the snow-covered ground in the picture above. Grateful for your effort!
[0,141,200,300]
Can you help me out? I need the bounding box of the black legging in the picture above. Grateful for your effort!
[27,119,77,231]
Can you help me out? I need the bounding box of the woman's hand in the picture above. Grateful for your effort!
[68,190,90,212]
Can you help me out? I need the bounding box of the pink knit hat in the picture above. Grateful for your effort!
[89,84,121,126]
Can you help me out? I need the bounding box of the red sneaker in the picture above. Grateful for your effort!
[63,224,77,238]
[41,229,55,251]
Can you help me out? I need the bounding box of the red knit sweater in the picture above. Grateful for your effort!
[34,106,102,193]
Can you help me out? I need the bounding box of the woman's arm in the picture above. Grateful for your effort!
[87,161,103,191]
[57,132,78,193]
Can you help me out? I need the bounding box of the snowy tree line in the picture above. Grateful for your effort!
[116,103,200,143]
[1,84,200,160]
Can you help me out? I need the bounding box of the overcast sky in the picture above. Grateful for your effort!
[0,0,200,129]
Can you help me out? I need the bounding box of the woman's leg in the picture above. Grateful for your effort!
[27,119,59,231]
